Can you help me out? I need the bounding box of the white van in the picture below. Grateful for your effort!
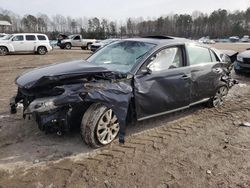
[0,33,52,56]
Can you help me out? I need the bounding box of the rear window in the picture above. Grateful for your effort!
[25,35,36,41]
[37,35,46,41]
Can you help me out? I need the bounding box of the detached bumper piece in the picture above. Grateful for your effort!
[33,108,69,134]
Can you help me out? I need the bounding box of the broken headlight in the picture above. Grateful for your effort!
[25,97,58,114]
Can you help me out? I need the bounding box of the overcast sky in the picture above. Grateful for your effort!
[1,0,250,20]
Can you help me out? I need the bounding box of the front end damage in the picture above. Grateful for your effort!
[10,65,133,142]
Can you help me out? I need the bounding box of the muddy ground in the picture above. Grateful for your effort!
[0,44,250,188]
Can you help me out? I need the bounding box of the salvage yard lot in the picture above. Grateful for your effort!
[0,44,250,187]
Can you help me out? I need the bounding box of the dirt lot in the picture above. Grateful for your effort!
[0,44,250,188]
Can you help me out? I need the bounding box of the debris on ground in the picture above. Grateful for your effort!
[206,170,212,175]
[239,122,250,127]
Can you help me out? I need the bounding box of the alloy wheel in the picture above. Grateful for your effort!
[213,86,228,107]
[0,47,7,56]
[96,109,119,145]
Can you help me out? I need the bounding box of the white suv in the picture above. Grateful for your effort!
[0,33,52,56]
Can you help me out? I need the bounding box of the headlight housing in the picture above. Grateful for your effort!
[237,56,243,62]
[25,97,58,114]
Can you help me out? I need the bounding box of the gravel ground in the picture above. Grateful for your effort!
[0,44,250,188]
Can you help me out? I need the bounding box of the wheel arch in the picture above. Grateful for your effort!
[0,45,10,52]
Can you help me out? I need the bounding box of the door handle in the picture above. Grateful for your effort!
[213,68,222,74]
[181,74,190,80]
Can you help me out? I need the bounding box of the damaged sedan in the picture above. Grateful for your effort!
[10,36,236,148]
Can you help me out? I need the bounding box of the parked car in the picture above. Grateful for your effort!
[0,33,52,56]
[234,49,250,74]
[229,36,240,42]
[198,37,215,44]
[0,33,7,39]
[241,35,249,43]
[10,36,236,148]
[90,38,121,52]
[57,34,96,50]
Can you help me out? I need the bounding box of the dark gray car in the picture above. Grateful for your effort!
[10,36,236,148]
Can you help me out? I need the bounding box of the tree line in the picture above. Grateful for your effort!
[0,7,249,40]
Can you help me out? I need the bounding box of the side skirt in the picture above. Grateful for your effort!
[137,98,210,121]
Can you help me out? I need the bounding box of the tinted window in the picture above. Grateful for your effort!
[25,35,36,41]
[12,35,24,41]
[187,45,212,65]
[148,47,183,72]
[37,35,46,40]
[74,36,80,40]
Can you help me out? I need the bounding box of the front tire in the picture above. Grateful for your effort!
[234,69,241,75]
[81,103,120,148]
[65,43,72,50]
[208,86,228,108]
[0,46,8,56]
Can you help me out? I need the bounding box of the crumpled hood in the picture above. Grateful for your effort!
[16,60,111,89]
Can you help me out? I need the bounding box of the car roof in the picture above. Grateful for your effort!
[12,33,47,36]
[124,36,192,45]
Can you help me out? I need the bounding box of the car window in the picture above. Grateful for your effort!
[37,35,46,41]
[25,35,36,41]
[12,35,24,41]
[209,50,219,62]
[74,36,80,40]
[87,41,156,73]
[148,47,183,72]
[187,45,212,65]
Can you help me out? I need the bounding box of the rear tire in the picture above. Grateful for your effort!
[0,46,8,56]
[87,43,92,50]
[65,43,71,50]
[81,103,120,148]
[37,46,47,55]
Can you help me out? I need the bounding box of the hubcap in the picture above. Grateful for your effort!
[66,44,71,49]
[0,47,7,55]
[213,86,228,107]
[96,109,119,145]
[39,47,46,54]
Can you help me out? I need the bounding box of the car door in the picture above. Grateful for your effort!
[185,44,223,104]
[11,35,25,51]
[72,35,82,47]
[134,45,191,120]
[24,35,37,51]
